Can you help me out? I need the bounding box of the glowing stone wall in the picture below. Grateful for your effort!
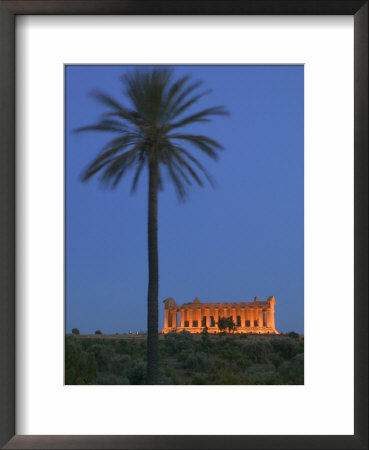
[161,296,278,334]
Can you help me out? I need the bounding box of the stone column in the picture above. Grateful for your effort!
[214,308,219,329]
[164,309,169,329]
[206,308,211,327]
[259,309,263,327]
[266,309,271,328]
[196,308,201,326]
[180,308,185,328]
[269,308,275,329]
[249,308,254,327]
[241,307,246,328]
[231,307,237,325]
[209,308,213,326]
[253,309,258,327]
[187,308,191,328]
[171,310,177,329]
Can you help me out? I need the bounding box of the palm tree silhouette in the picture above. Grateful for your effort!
[75,67,228,384]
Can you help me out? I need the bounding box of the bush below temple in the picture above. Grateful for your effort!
[65,331,303,385]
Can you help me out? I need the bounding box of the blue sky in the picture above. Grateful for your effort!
[65,65,304,334]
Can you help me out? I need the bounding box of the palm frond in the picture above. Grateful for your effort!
[165,75,190,106]
[171,145,216,187]
[123,68,172,123]
[100,147,140,188]
[164,80,203,120]
[73,119,127,134]
[169,133,223,159]
[169,89,212,121]
[130,160,145,194]
[81,143,141,184]
[90,90,125,111]
[169,106,229,130]
[165,158,187,200]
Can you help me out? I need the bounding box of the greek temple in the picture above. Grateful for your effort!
[162,296,278,334]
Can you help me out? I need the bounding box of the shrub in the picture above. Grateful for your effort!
[217,317,236,333]
[181,351,212,372]
[65,336,97,384]
[214,358,226,370]
[278,353,304,384]
[128,359,147,385]
[271,354,284,369]
[235,356,252,370]
[119,340,136,356]
[157,366,176,385]
[87,343,114,371]
[245,371,281,385]
[192,373,208,385]
[217,337,244,362]
[242,341,272,363]
[97,374,130,385]
[177,349,192,363]
[95,330,103,335]
[271,338,299,360]
[110,354,132,376]
[164,331,194,354]
[287,331,300,339]
[71,328,80,335]
[211,368,248,385]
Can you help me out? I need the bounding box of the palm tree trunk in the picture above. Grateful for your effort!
[147,158,159,384]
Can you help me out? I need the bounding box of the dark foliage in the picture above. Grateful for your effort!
[66,335,304,385]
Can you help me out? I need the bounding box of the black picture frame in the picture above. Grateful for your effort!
[0,1,367,449]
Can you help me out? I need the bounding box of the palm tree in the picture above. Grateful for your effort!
[75,67,228,384]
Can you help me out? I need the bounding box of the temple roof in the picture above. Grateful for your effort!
[179,301,269,308]
[164,296,275,309]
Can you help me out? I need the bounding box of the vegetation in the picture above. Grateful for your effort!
[217,317,236,333]
[71,328,80,335]
[95,330,103,335]
[75,67,228,383]
[287,331,300,339]
[66,332,304,385]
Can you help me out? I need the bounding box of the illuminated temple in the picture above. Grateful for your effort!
[161,296,278,334]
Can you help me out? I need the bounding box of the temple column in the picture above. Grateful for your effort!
[164,309,169,329]
[208,308,213,327]
[189,308,193,328]
[197,308,201,327]
[249,308,254,328]
[206,308,210,327]
[172,310,177,328]
[241,308,246,328]
[245,308,249,326]
[180,308,185,328]
[266,309,272,328]
[232,307,237,325]
[263,310,266,327]
[269,308,275,329]
[254,309,258,327]
[258,309,263,327]
[214,308,219,329]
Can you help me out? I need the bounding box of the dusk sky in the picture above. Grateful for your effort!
[65,65,304,334]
